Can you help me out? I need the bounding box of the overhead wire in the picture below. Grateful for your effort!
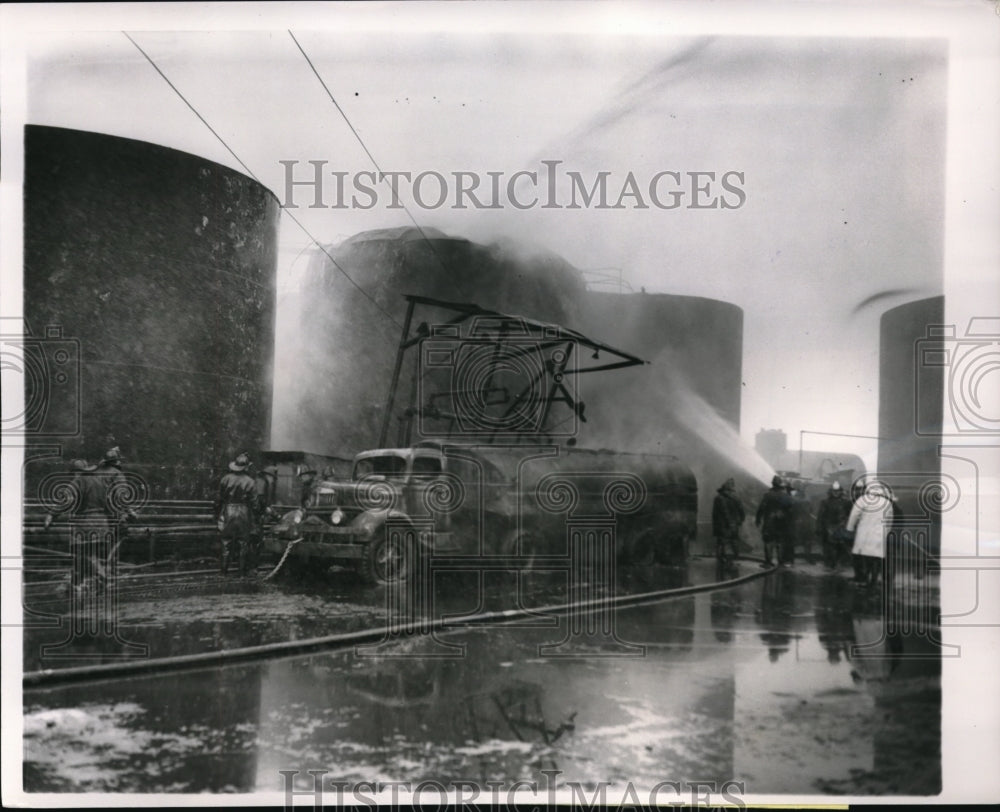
[287,30,454,280]
[122,31,403,335]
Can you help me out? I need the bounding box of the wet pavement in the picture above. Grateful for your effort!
[22,554,706,671]
[22,557,941,796]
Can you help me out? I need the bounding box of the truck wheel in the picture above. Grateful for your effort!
[654,533,687,566]
[624,527,657,566]
[363,530,415,585]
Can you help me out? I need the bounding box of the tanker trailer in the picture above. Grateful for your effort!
[264,440,697,584]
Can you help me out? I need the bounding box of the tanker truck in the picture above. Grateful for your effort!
[264,439,697,584]
[263,294,698,584]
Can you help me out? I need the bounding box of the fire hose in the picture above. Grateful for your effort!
[260,537,302,581]
[22,556,778,689]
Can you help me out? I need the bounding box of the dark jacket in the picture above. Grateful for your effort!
[78,473,110,516]
[215,470,259,540]
[92,462,134,519]
[214,471,258,518]
[254,474,275,514]
[53,471,111,520]
[299,478,317,509]
[712,486,745,539]
[816,490,852,537]
[755,487,795,537]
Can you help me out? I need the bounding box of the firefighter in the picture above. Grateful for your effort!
[298,465,318,508]
[712,477,745,577]
[90,446,139,590]
[48,449,130,594]
[788,480,814,562]
[43,459,101,594]
[214,452,258,576]
[93,446,138,553]
[815,481,852,569]
[845,481,894,588]
[755,475,795,567]
[43,459,94,529]
[92,446,138,521]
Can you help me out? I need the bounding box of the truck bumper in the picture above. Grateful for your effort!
[262,534,366,560]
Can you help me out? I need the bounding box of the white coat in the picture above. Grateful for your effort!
[845,488,893,559]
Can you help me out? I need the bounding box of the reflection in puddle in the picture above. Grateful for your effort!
[24,568,940,795]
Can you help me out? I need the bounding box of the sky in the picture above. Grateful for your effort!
[1,13,962,470]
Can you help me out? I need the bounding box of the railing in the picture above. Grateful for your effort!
[23,500,223,566]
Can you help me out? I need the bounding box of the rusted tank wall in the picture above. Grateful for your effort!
[23,125,279,498]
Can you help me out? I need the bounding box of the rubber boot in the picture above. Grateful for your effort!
[851,554,865,583]
[782,537,795,567]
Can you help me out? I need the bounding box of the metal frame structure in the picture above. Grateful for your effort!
[378,294,648,447]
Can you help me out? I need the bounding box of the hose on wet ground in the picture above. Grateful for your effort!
[260,538,302,581]
[22,556,778,690]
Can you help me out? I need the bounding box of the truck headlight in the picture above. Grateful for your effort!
[330,508,345,526]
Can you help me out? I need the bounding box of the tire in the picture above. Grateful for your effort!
[362,526,416,585]
[624,526,657,567]
[655,533,688,566]
[279,550,315,580]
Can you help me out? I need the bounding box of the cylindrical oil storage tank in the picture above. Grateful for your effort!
[273,227,590,456]
[578,292,745,546]
[23,125,279,498]
[878,295,945,560]
[579,292,743,431]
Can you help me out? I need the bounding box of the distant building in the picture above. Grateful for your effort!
[754,429,865,485]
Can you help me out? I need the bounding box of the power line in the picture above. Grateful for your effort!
[282,210,403,331]
[123,33,260,183]
[287,29,452,276]
[288,30,387,178]
[123,31,403,334]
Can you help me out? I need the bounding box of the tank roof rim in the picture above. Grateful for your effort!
[25,123,280,204]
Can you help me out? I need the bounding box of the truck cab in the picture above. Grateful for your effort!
[264,441,696,585]
[265,444,508,584]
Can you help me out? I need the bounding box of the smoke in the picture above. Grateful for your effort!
[526,37,715,163]
[270,227,590,456]
[269,227,775,549]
